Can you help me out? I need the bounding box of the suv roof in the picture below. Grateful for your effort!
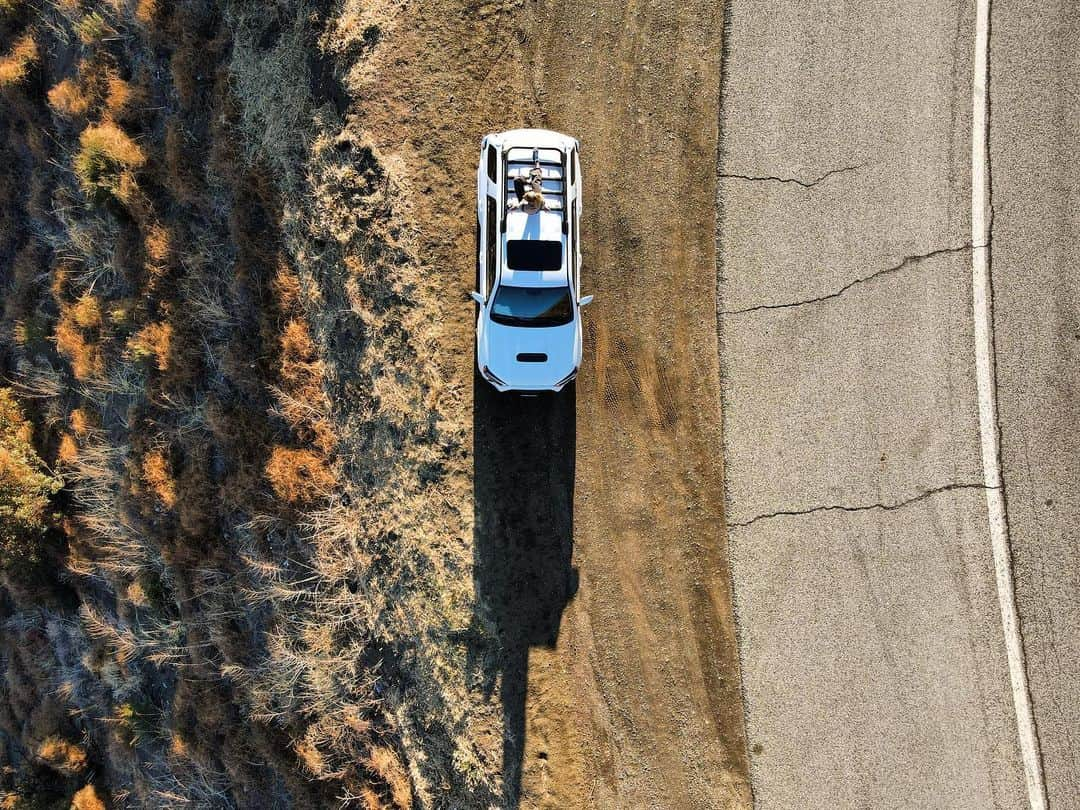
[502,210,567,288]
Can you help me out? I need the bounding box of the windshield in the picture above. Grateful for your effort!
[490,285,573,327]
[506,239,562,271]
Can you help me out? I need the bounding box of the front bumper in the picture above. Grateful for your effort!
[480,365,577,393]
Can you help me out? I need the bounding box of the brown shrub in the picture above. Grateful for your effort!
[35,736,88,776]
[272,262,302,311]
[295,737,326,778]
[74,122,146,203]
[70,408,91,436]
[70,294,102,329]
[134,0,157,27]
[0,388,61,569]
[0,33,37,88]
[361,787,389,810]
[70,784,107,810]
[54,323,102,379]
[50,262,72,304]
[128,321,171,371]
[144,223,170,267]
[280,319,316,363]
[366,746,412,810]
[265,447,333,504]
[280,319,323,395]
[47,78,91,118]
[57,434,78,466]
[141,448,176,508]
[56,297,104,380]
[105,75,146,120]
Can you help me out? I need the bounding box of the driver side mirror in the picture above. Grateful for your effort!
[469,291,484,305]
[578,294,594,307]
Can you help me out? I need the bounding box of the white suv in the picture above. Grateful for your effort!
[471,128,592,392]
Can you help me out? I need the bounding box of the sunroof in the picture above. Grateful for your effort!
[506,239,562,271]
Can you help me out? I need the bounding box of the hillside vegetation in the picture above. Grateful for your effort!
[0,1,515,806]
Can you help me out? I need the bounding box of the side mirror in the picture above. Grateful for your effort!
[579,295,594,307]
[469,291,484,305]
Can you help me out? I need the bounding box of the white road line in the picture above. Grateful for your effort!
[971,2,1048,807]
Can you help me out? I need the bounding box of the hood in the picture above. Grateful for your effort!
[479,318,579,389]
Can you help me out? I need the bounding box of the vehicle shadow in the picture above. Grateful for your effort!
[472,372,577,807]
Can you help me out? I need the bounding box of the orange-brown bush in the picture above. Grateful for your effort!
[134,0,157,27]
[140,448,176,508]
[35,736,88,776]
[0,388,61,569]
[366,746,413,810]
[69,294,102,329]
[70,408,91,436]
[47,77,91,118]
[143,223,170,267]
[105,75,146,120]
[55,298,104,380]
[265,446,334,504]
[272,263,302,311]
[70,784,107,810]
[57,433,78,466]
[128,321,171,371]
[74,122,145,202]
[0,33,37,88]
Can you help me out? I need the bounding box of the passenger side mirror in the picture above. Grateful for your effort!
[578,295,594,307]
[469,291,484,305]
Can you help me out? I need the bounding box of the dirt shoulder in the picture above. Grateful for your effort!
[351,1,751,806]
[509,2,752,807]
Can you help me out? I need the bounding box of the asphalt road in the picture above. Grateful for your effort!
[991,2,1080,805]
[715,1,1061,807]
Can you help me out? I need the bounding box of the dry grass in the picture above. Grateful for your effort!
[0,0,501,805]
[70,408,92,436]
[0,388,61,569]
[75,11,114,45]
[57,433,79,465]
[128,321,171,371]
[36,736,89,775]
[48,78,92,118]
[265,446,334,504]
[105,75,146,120]
[0,33,37,88]
[140,448,176,508]
[55,301,104,381]
[366,746,413,810]
[74,122,145,202]
[70,784,107,810]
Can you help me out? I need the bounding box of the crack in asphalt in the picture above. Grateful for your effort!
[728,482,994,529]
[720,243,974,316]
[719,163,864,189]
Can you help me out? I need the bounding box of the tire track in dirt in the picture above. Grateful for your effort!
[510,2,753,807]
